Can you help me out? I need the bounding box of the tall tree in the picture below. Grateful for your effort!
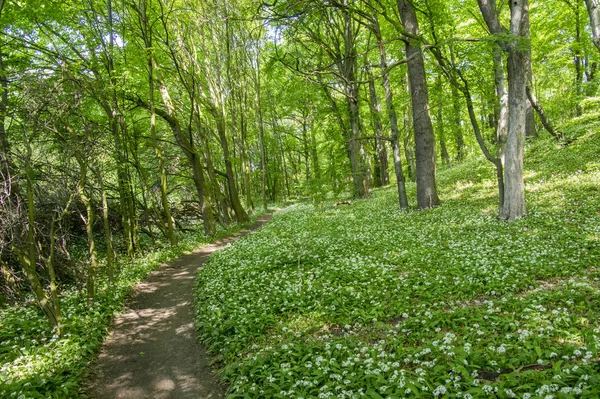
[397,0,439,209]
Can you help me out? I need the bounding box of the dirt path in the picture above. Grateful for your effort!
[85,212,274,399]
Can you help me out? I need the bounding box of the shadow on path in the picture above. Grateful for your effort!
[84,212,275,399]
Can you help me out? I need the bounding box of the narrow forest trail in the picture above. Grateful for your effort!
[85,212,275,399]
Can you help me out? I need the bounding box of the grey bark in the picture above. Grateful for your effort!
[584,0,600,53]
[397,0,439,209]
[501,0,529,220]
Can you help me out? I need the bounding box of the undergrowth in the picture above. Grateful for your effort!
[0,213,267,399]
[195,131,600,398]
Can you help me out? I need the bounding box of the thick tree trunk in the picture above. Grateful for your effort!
[584,0,600,54]
[346,87,369,197]
[501,0,529,220]
[397,0,439,208]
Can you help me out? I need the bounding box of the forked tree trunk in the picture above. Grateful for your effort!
[17,136,61,330]
[214,112,249,223]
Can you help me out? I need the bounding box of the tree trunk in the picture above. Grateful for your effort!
[397,0,439,208]
[494,46,509,164]
[367,67,390,186]
[373,15,407,208]
[337,5,369,198]
[584,0,600,54]
[501,0,529,220]
[449,48,465,161]
[436,74,451,167]
[143,7,177,247]
[239,92,254,210]
[255,57,268,211]
[17,136,61,329]
[215,112,249,223]
[97,168,114,283]
[76,159,98,304]
[403,107,416,182]
[574,2,584,115]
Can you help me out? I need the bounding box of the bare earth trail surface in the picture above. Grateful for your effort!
[85,212,274,399]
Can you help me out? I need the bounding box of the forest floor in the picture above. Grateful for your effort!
[83,212,275,399]
[193,130,600,398]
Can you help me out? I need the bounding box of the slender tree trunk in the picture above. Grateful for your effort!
[17,135,61,329]
[0,41,11,192]
[239,92,254,209]
[76,159,98,304]
[494,46,509,164]
[145,23,176,246]
[397,0,439,208]
[526,86,561,139]
[574,2,584,115]
[310,118,320,180]
[97,169,114,283]
[403,107,416,182]
[302,114,311,182]
[374,14,408,208]
[47,216,63,336]
[449,48,465,161]
[525,63,537,137]
[437,74,451,167]
[254,56,268,211]
[214,112,249,223]
[366,67,389,186]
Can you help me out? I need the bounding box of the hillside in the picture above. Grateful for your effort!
[194,129,600,398]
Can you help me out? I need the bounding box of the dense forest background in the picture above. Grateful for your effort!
[0,0,599,355]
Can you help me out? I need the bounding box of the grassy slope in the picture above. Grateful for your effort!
[195,129,600,398]
[0,212,268,399]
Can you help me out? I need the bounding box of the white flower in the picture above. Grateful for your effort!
[433,385,447,397]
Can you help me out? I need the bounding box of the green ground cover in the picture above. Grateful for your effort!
[0,214,267,399]
[195,132,600,398]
